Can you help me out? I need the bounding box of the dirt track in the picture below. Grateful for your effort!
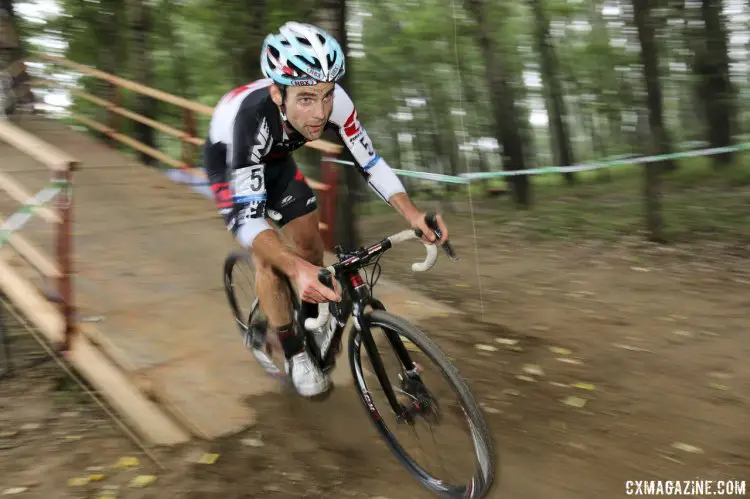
[1,211,749,498]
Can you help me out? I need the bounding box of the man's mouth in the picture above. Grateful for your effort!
[308,124,323,133]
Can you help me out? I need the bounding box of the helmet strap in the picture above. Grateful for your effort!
[278,85,289,122]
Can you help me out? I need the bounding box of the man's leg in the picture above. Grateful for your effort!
[282,206,326,320]
[265,161,331,396]
[251,249,303,356]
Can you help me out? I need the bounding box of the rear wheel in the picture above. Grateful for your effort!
[349,310,496,498]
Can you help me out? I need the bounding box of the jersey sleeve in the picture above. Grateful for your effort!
[329,85,406,203]
[230,108,275,247]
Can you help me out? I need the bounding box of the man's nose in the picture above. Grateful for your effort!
[312,101,326,121]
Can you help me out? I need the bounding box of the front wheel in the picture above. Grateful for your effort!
[349,310,496,499]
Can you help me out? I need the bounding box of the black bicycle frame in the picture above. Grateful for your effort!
[302,239,421,419]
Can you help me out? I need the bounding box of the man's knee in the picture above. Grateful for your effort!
[296,231,324,264]
[283,211,324,265]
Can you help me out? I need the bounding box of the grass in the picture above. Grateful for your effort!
[358,153,750,244]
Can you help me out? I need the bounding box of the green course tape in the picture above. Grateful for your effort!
[0,182,65,247]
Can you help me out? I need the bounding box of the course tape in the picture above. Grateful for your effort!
[459,142,750,180]
[0,181,66,247]
[323,141,750,184]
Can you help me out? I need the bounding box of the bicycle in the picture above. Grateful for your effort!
[223,214,496,498]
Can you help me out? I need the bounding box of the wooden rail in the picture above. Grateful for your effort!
[29,56,341,240]
[0,119,77,351]
[0,76,191,445]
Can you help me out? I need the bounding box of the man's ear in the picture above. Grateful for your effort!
[270,84,283,106]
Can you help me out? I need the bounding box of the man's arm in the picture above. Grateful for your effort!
[329,85,448,244]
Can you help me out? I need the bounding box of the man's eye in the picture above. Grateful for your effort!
[300,98,313,105]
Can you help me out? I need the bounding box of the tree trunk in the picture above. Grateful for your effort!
[697,0,736,166]
[632,0,667,242]
[237,0,266,83]
[0,0,32,112]
[465,0,531,206]
[129,0,158,166]
[316,0,362,250]
[161,0,192,98]
[529,0,576,185]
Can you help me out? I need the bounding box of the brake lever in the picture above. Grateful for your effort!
[423,213,459,262]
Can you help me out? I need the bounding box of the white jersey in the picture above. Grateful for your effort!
[205,79,406,246]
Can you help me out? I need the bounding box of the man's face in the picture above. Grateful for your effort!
[273,83,335,141]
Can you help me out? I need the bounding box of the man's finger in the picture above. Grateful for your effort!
[304,289,325,303]
[421,221,437,243]
[313,280,338,302]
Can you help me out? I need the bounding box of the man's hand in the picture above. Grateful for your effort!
[252,229,340,304]
[409,212,449,246]
[388,192,449,246]
[293,260,341,304]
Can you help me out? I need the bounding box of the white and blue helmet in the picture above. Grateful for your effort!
[261,22,346,87]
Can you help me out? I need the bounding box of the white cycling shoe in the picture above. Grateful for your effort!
[285,350,332,397]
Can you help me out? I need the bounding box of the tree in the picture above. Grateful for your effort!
[465,0,532,206]
[695,0,737,166]
[1,0,33,112]
[631,0,667,242]
[529,0,576,185]
[317,0,362,250]
[128,0,158,165]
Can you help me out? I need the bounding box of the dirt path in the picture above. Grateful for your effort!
[1,211,749,498]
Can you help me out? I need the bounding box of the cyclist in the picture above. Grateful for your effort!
[204,21,449,397]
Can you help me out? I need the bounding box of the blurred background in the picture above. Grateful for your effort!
[4,0,750,245]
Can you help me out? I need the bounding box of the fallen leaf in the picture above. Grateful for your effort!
[128,475,157,488]
[113,456,140,469]
[522,364,544,376]
[198,453,220,465]
[556,358,583,365]
[241,438,264,448]
[475,344,498,352]
[2,488,28,495]
[495,337,519,346]
[613,343,651,353]
[573,382,596,391]
[562,396,587,408]
[67,477,89,487]
[673,330,693,337]
[708,383,729,391]
[401,339,419,352]
[671,442,703,454]
[549,346,572,356]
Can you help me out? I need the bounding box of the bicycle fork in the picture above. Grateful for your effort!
[350,281,423,423]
